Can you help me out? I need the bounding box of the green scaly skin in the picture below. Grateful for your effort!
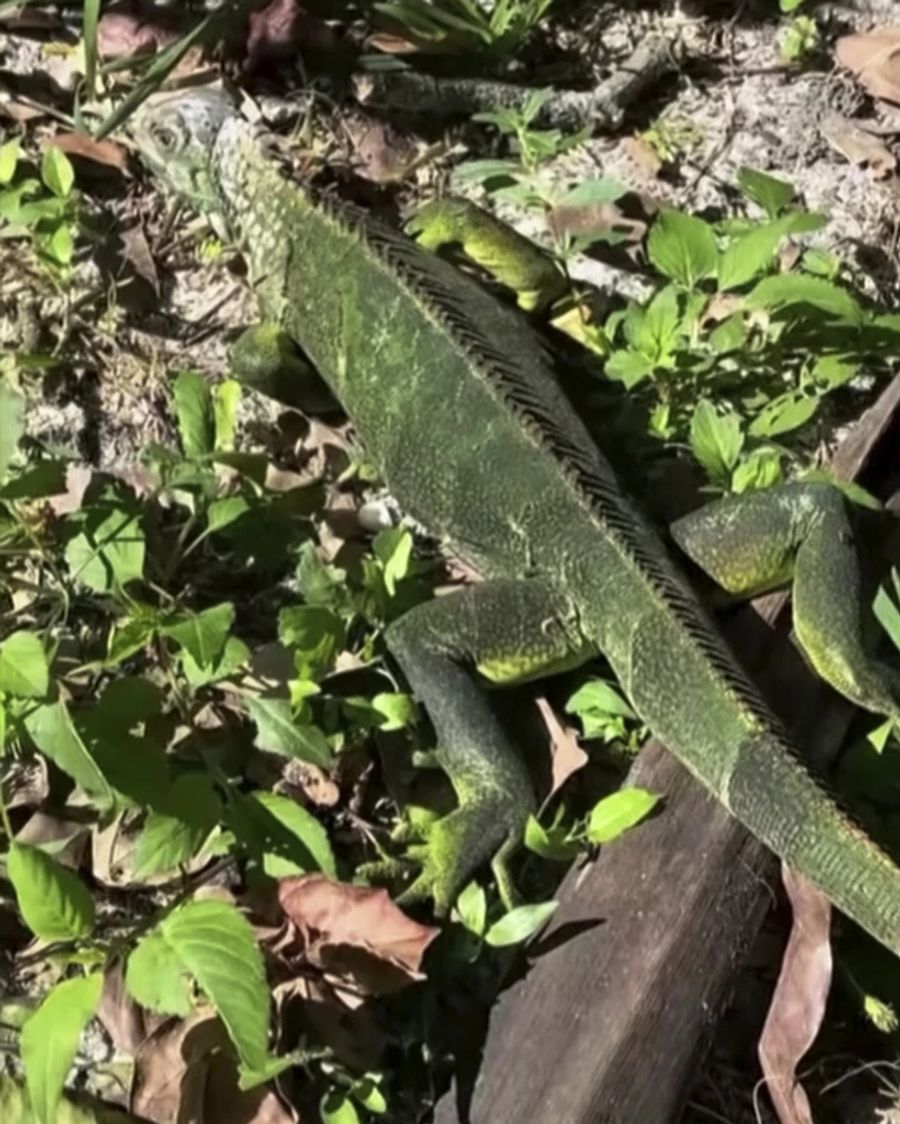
[132,91,900,956]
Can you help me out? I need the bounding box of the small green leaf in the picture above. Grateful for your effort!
[64,505,145,592]
[126,930,194,1017]
[748,391,818,438]
[25,701,115,808]
[0,138,20,185]
[748,274,864,325]
[454,882,487,936]
[635,285,680,361]
[353,1077,388,1115]
[46,223,74,265]
[245,697,333,767]
[586,787,660,845]
[41,145,75,198]
[0,631,48,698]
[0,384,24,483]
[173,371,215,458]
[374,527,413,596]
[557,177,627,208]
[278,605,344,677]
[647,209,718,289]
[717,219,791,291]
[213,378,241,451]
[604,349,653,388]
[566,680,635,720]
[737,167,795,217]
[207,496,250,533]
[132,773,222,878]
[371,692,415,731]
[7,842,95,941]
[875,577,900,655]
[161,602,235,670]
[253,791,336,878]
[320,1090,360,1124]
[731,447,784,494]
[484,901,557,948]
[690,400,744,484]
[21,973,103,1124]
[523,815,580,861]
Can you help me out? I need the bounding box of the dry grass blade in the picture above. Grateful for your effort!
[758,864,833,1124]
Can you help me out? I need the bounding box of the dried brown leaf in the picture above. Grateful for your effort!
[98,12,178,60]
[45,133,129,173]
[820,111,896,178]
[120,223,160,296]
[758,864,833,1124]
[536,697,588,798]
[277,874,439,995]
[837,27,900,104]
[16,811,88,870]
[47,465,93,516]
[98,960,151,1057]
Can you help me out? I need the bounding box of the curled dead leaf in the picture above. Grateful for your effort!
[276,874,439,997]
[758,864,833,1124]
[837,27,900,105]
[536,697,588,799]
[45,133,129,173]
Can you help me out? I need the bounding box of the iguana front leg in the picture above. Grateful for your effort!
[370,577,594,914]
[230,323,338,414]
[671,481,900,721]
[406,197,566,312]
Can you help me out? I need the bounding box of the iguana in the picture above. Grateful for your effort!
[132,89,900,956]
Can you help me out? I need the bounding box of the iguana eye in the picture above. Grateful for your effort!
[151,124,179,153]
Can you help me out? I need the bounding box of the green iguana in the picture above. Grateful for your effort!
[132,89,900,956]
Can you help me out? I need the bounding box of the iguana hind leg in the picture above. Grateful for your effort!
[371,577,594,914]
[671,481,900,720]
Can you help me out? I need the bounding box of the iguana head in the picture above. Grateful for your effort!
[131,88,234,214]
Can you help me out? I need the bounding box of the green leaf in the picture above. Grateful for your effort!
[25,702,115,808]
[125,930,193,1017]
[45,223,74,266]
[731,447,784,494]
[566,679,635,720]
[7,842,95,940]
[717,219,791,291]
[157,899,269,1072]
[253,791,336,878]
[213,379,241,452]
[875,575,900,655]
[173,371,214,458]
[278,605,344,677]
[320,1090,360,1124]
[352,1076,388,1115]
[41,145,74,198]
[454,882,486,936]
[737,167,795,217]
[748,391,818,438]
[206,496,250,533]
[161,602,235,669]
[586,787,660,845]
[0,631,48,698]
[132,773,222,878]
[245,697,333,767]
[373,527,413,596]
[451,159,522,186]
[181,635,249,689]
[635,285,680,360]
[604,349,653,388]
[523,815,580,861]
[0,384,24,483]
[0,138,20,185]
[484,901,557,947]
[647,209,718,289]
[64,506,145,592]
[371,692,415,731]
[557,177,627,208]
[690,400,744,484]
[21,973,103,1124]
[748,274,864,325]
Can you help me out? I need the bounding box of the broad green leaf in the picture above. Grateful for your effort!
[132,773,222,878]
[0,459,67,501]
[173,370,214,458]
[41,145,74,198]
[748,274,864,325]
[0,138,20,185]
[731,447,784,494]
[245,697,333,767]
[690,400,744,484]
[717,219,790,291]
[253,791,336,878]
[21,973,103,1124]
[7,842,94,940]
[647,209,718,289]
[96,677,163,727]
[0,631,48,698]
[802,468,882,512]
[557,177,627,208]
[604,349,653,388]
[373,527,413,596]
[454,881,486,936]
[158,898,270,1072]
[161,602,235,669]
[635,285,680,361]
[566,679,635,720]
[748,391,818,438]
[181,634,249,689]
[65,507,145,592]
[206,496,250,533]
[484,901,557,947]
[213,379,241,451]
[320,1091,360,1124]
[523,815,580,861]
[371,691,415,731]
[25,702,114,807]
[812,354,858,388]
[0,383,24,483]
[105,610,159,666]
[737,167,795,217]
[126,930,194,1017]
[586,787,660,845]
[278,605,344,677]
[46,223,74,265]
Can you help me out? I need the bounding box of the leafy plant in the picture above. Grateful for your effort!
[372,0,555,55]
[0,139,79,271]
[778,13,820,63]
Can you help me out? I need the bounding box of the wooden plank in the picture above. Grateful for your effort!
[433,376,900,1124]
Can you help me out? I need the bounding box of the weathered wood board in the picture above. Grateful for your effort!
[433,376,900,1124]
